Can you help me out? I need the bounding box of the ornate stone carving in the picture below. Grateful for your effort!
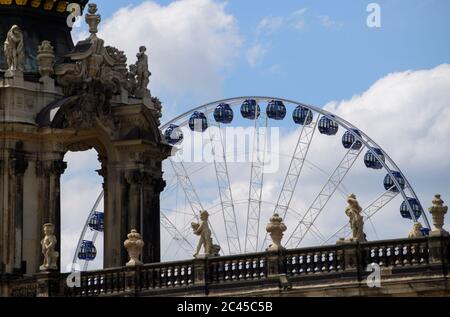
[266,214,287,252]
[37,41,55,82]
[408,222,424,238]
[40,223,59,271]
[4,25,25,76]
[429,194,449,236]
[52,160,67,177]
[124,229,144,266]
[53,5,129,130]
[345,194,365,242]
[192,210,220,258]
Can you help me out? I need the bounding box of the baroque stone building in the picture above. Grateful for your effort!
[0,1,171,276]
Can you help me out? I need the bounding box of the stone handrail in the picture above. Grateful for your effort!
[2,236,448,297]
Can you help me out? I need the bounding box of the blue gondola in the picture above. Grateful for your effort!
[241,99,260,119]
[164,124,184,145]
[364,148,385,170]
[293,105,313,125]
[189,111,208,132]
[400,198,423,220]
[318,116,339,136]
[383,171,406,192]
[78,240,97,261]
[266,100,286,120]
[88,211,104,232]
[342,129,362,150]
[214,103,234,124]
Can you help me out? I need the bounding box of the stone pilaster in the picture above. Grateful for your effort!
[8,142,29,273]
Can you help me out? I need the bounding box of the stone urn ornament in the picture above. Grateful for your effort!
[40,223,59,271]
[124,229,144,266]
[266,213,287,252]
[429,194,449,236]
[37,40,55,82]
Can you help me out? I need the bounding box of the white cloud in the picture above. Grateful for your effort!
[289,8,308,30]
[246,43,267,68]
[325,64,450,172]
[256,16,284,36]
[318,15,343,29]
[95,0,242,98]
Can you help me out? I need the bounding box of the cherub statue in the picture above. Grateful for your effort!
[192,210,214,258]
[345,194,365,242]
[408,222,424,238]
[4,25,25,73]
[40,223,59,271]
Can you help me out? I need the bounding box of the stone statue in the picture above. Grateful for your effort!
[124,229,145,266]
[345,194,365,242]
[192,210,220,258]
[408,222,424,238]
[429,194,448,236]
[134,46,151,98]
[4,25,25,74]
[40,223,59,271]
[266,213,287,252]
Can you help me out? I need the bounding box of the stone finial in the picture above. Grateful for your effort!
[408,222,424,238]
[4,24,25,77]
[429,194,449,236]
[85,3,101,37]
[37,40,55,83]
[40,223,59,271]
[344,194,365,242]
[266,213,287,252]
[124,229,144,266]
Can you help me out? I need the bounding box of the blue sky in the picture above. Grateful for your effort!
[87,0,450,108]
[61,0,450,269]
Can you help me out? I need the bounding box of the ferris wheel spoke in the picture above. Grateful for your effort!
[320,188,400,245]
[168,158,221,251]
[286,141,365,249]
[208,122,242,255]
[261,109,318,251]
[161,212,194,254]
[244,113,268,253]
[72,190,104,271]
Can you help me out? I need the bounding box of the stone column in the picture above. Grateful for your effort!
[9,143,29,273]
[0,158,4,274]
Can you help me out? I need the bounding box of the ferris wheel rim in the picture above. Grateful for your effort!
[161,96,431,232]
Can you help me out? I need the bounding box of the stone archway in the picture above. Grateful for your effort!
[0,4,171,275]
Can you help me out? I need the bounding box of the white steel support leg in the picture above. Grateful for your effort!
[261,111,318,250]
[244,116,268,253]
[287,145,364,248]
[208,125,241,254]
[160,212,194,253]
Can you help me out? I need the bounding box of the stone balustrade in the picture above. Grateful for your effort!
[1,235,449,297]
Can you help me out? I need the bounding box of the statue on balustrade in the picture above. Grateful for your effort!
[192,210,220,258]
[345,194,365,242]
[4,25,25,75]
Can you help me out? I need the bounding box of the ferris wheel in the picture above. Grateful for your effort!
[72,96,431,270]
